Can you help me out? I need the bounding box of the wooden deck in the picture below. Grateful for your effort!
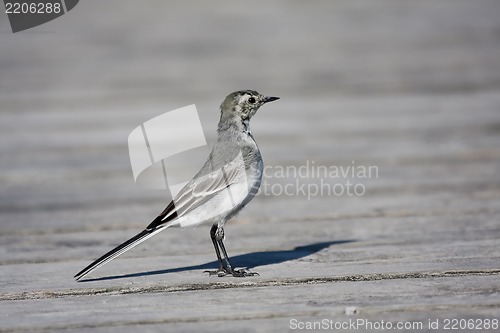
[1,1,500,332]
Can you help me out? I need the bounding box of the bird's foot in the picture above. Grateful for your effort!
[204,268,259,277]
[204,269,229,277]
[229,268,259,277]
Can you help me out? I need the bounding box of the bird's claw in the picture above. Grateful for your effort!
[230,269,259,277]
[204,269,228,277]
[204,268,259,277]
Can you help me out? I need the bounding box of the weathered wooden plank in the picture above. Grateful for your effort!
[1,0,500,331]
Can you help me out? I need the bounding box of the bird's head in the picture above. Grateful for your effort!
[220,90,279,122]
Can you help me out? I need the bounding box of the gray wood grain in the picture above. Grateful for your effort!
[1,0,500,331]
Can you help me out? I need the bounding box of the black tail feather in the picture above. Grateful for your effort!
[74,229,158,281]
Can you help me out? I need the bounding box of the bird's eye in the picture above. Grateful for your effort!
[248,97,256,104]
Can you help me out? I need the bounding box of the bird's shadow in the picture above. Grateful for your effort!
[79,240,354,282]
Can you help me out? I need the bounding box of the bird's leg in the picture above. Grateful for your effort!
[204,224,226,277]
[204,225,258,277]
[216,232,232,272]
[217,237,258,277]
[216,226,259,278]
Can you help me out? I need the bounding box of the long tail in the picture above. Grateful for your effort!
[74,227,166,281]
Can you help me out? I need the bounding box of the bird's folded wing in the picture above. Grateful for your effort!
[146,159,246,230]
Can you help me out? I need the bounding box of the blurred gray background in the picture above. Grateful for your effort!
[1,1,500,332]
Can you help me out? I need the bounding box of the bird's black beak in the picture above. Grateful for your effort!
[263,96,280,103]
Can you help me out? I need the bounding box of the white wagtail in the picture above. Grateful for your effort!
[75,90,279,280]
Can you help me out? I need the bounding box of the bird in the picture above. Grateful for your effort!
[74,90,279,280]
